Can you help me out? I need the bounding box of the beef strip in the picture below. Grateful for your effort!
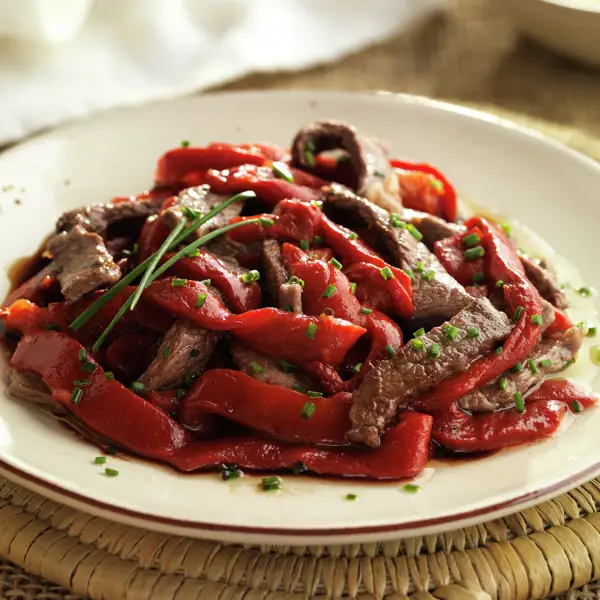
[518,251,568,309]
[260,239,302,313]
[47,225,121,302]
[230,342,314,391]
[139,318,220,390]
[348,297,512,447]
[458,327,582,412]
[291,120,392,196]
[163,185,242,238]
[324,185,473,328]
[402,209,464,247]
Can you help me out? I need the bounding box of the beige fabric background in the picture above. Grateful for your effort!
[2,0,600,597]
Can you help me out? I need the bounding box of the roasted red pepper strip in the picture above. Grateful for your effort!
[11,332,193,461]
[390,159,457,222]
[164,251,261,313]
[300,361,346,395]
[175,411,432,479]
[527,379,598,412]
[3,264,58,308]
[143,278,366,365]
[433,226,485,286]
[431,400,566,452]
[104,332,159,383]
[180,369,352,446]
[137,214,172,261]
[413,219,544,412]
[544,309,573,336]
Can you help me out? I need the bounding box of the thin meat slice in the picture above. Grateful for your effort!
[163,185,242,238]
[518,251,568,310]
[458,327,583,412]
[230,342,314,391]
[348,297,512,447]
[324,186,472,328]
[47,225,121,302]
[138,319,220,390]
[291,120,392,196]
[402,209,463,246]
[261,239,302,312]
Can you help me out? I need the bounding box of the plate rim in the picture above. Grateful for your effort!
[2,89,600,543]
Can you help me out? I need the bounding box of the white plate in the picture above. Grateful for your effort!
[504,0,600,68]
[1,91,600,545]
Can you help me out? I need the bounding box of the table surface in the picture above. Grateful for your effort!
[2,0,600,598]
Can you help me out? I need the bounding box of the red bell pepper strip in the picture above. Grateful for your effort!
[431,400,566,452]
[180,369,352,446]
[544,309,573,336]
[3,264,58,308]
[300,361,346,395]
[104,332,159,383]
[10,332,193,461]
[143,278,366,365]
[433,226,485,286]
[137,214,172,261]
[527,379,598,412]
[175,411,432,479]
[390,159,458,222]
[164,251,261,313]
[413,218,544,413]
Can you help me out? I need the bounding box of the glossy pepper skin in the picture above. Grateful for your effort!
[434,226,485,287]
[527,379,598,412]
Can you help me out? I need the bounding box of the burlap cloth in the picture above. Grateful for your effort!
[2,0,600,598]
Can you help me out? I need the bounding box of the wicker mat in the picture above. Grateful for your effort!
[3,0,600,598]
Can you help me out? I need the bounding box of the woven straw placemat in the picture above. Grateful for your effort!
[3,0,600,598]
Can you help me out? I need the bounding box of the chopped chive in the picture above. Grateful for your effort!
[131,381,145,393]
[348,231,358,240]
[322,284,337,298]
[176,388,187,400]
[473,272,485,284]
[81,361,97,374]
[577,321,597,337]
[200,278,211,288]
[413,328,426,338]
[181,140,190,147]
[240,270,260,284]
[389,214,406,228]
[300,239,310,250]
[313,235,324,245]
[404,269,414,281]
[415,261,425,274]
[428,343,440,359]
[282,304,292,312]
[187,249,201,258]
[350,282,357,294]
[499,377,508,390]
[94,456,106,465]
[288,275,305,287]
[292,461,307,474]
[360,307,373,315]
[189,348,200,358]
[300,402,316,419]
[74,379,91,387]
[278,359,296,373]
[250,361,264,375]
[304,149,316,167]
[422,269,436,281]
[465,246,485,261]
[171,278,187,287]
[527,358,538,374]
[162,346,170,358]
[44,323,60,331]
[513,306,524,322]
[329,257,343,270]
[104,468,119,477]
[352,362,363,373]
[260,217,274,228]
[195,293,207,308]
[494,346,503,356]
[442,324,459,341]
[307,390,323,398]
[572,400,583,413]
[385,344,397,358]
[104,371,114,380]
[78,348,87,362]
[514,391,525,412]
[337,154,350,164]
[292,384,307,394]
[577,286,592,297]
[500,223,511,237]
[71,388,83,405]
[539,359,552,368]
[495,280,504,288]
[412,338,424,351]
[345,493,358,501]
[402,484,420,494]
[272,161,294,183]
[512,362,523,373]
[261,475,283,491]
[531,314,543,326]
[463,232,481,247]
[306,322,318,339]
[182,205,199,219]
[407,224,423,241]
[380,267,394,281]
[467,327,480,338]
[105,446,117,455]
[221,468,243,481]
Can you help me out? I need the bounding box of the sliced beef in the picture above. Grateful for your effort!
[458,327,582,412]
[47,225,121,302]
[139,318,220,391]
[402,209,463,247]
[519,251,568,310]
[6,368,59,412]
[324,186,472,328]
[230,342,314,391]
[348,297,512,447]
[260,239,302,313]
[163,185,242,238]
[291,120,392,196]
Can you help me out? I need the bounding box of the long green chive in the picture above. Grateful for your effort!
[292,461,307,474]
[187,248,201,258]
[527,358,538,374]
[402,484,420,494]
[513,306,524,322]
[278,359,296,373]
[306,322,318,339]
[322,284,337,298]
[300,402,316,419]
[499,377,508,390]
[182,205,199,219]
[539,359,552,368]
[300,239,310,250]
[360,307,373,315]
[404,269,414,281]
[94,456,106,465]
[272,161,294,183]
[577,286,592,297]
[414,328,425,337]
[74,379,91,387]
[345,493,358,501]
[262,475,283,491]
[389,214,406,228]
[465,246,485,261]
[240,270,260,284]
[572,400,583,413]
[512,362,523,373]
[104,371,114,380]
[380,267,394,280]
[260,217,274,228]
[442,324,459,341]
[473,272,485,284]
[352,362,363,373]
[531,314,543,326]
[385,344,397,358]
[407,224,423,241]
[428,343,440,359]
[422,269,436,281]
[162,346,170,359]
[329,257,343,270]
[514,391,525,412]
[288,275,305,287]
[131,381,145,393]
[250,361,264,375]
[412,339,424,351]
[304,149,316,167]
[463,232,481,247]
[195,294,207,308]
[307,390,323,398]
[292,384,307,394]
[415,261,425,274]
[467,327,480,338]
[350,282,357,294]
[71,388,83,405]
[104,468,119,477]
